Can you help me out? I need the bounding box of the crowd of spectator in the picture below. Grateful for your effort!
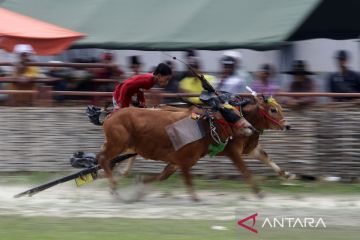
[1,45,360,107]
[172,49,360,110]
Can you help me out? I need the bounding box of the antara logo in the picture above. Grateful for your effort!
[237,213,326,234]
[261,217,326,228]
[237,213,258,233]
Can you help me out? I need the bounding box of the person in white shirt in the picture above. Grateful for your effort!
[216,56,246,94]
[223,50,252,87]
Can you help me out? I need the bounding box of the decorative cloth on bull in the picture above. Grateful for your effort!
[165,116,206,151]
[208,118,229,157]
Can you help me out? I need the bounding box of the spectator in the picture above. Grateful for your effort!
[328,50,360,101]
[159,61,184,104]
[91,52,124,92]
[0,66,8,103]
[162,60,181,93]
[94,52,123,78]
[128,55,142,77]
[184,50,198,65]
[216,56,246,94]
[284,60,316,109]
[63,57,95,94]
[223,50,252,87]
[44,61,73,102]
[176,50,200,81]
[179,59,216,104]
[10,44,39,106]
[252,63,279,96]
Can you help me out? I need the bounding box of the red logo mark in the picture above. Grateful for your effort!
[237,213,258,233]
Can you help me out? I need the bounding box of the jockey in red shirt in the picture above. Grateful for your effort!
[113,63,172,108]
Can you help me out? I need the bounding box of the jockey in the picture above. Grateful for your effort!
[113,63,172,108]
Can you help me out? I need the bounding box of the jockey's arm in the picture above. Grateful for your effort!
[136,90,146,107]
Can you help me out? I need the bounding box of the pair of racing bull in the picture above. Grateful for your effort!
[90,85,292,201]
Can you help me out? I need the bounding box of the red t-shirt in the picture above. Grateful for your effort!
[113,73,155,108]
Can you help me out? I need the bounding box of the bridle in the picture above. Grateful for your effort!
[258,107,284,129]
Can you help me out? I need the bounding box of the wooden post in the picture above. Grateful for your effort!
[35,85,53,107]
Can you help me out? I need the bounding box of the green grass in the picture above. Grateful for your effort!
[1,172,360,195]
[0,216,358,240]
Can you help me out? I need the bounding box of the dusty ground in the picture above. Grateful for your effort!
[1,181,360,227]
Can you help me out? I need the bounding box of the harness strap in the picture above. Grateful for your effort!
[208,118,229,157]
[215,119,234,139]
[258,108,283,129]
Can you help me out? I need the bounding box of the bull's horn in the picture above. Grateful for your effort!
[246,86,257,97]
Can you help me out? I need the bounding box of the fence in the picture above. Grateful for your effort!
[2,61,360,105]
[0,102,359,179]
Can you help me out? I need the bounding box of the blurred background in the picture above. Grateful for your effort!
[0,0,359,240]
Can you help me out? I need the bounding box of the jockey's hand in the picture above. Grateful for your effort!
[138,102,146,108]
[132,100,146,108]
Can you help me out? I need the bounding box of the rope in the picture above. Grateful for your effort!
[209,118,227,145]
[258,108,284,129]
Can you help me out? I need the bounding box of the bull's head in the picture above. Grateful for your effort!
[254,95,291,131]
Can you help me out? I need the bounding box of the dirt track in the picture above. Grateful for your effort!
[1,182,360,226]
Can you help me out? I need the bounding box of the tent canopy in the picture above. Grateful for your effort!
[289,0,360,40]
[1,0,358,51]
[0,7,84,55]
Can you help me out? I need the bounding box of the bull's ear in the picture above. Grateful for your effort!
[254,95,265,105]
[261,93,268,103]
[254,95,261,104]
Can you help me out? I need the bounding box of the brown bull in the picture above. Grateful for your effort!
[220,96,292,195]
[97,105,253,201]
[98,96,290,201]
[119,96,292,198]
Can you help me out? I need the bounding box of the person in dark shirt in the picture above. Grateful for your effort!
[328,50,360,101]
[284,60,316,109]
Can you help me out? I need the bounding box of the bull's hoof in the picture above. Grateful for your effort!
[120,170,130,177]
[192,197,200,202]
[110,189,119,196]
[190,195,200,202]
[284,172,297,180]
[256,191,265,199]
[279,170,297,180]
[133,175,146,185]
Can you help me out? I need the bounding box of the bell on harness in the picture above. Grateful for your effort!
[86,105,103,126]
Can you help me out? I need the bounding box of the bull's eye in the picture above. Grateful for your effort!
[270,108,277,113]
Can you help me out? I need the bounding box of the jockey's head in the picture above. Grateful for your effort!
[154,63,172,87]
